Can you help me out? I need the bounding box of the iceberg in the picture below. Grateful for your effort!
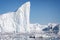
[0,1,30,33]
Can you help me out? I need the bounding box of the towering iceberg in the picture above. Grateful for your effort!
[0,1,30,33]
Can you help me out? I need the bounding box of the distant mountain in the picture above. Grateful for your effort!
[42,23,60,34]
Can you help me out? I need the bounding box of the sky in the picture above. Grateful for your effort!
[0,0,60,24]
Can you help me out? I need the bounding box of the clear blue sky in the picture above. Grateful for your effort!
[0,0,60,24]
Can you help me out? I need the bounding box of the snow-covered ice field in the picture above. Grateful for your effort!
[0,32,60,40]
